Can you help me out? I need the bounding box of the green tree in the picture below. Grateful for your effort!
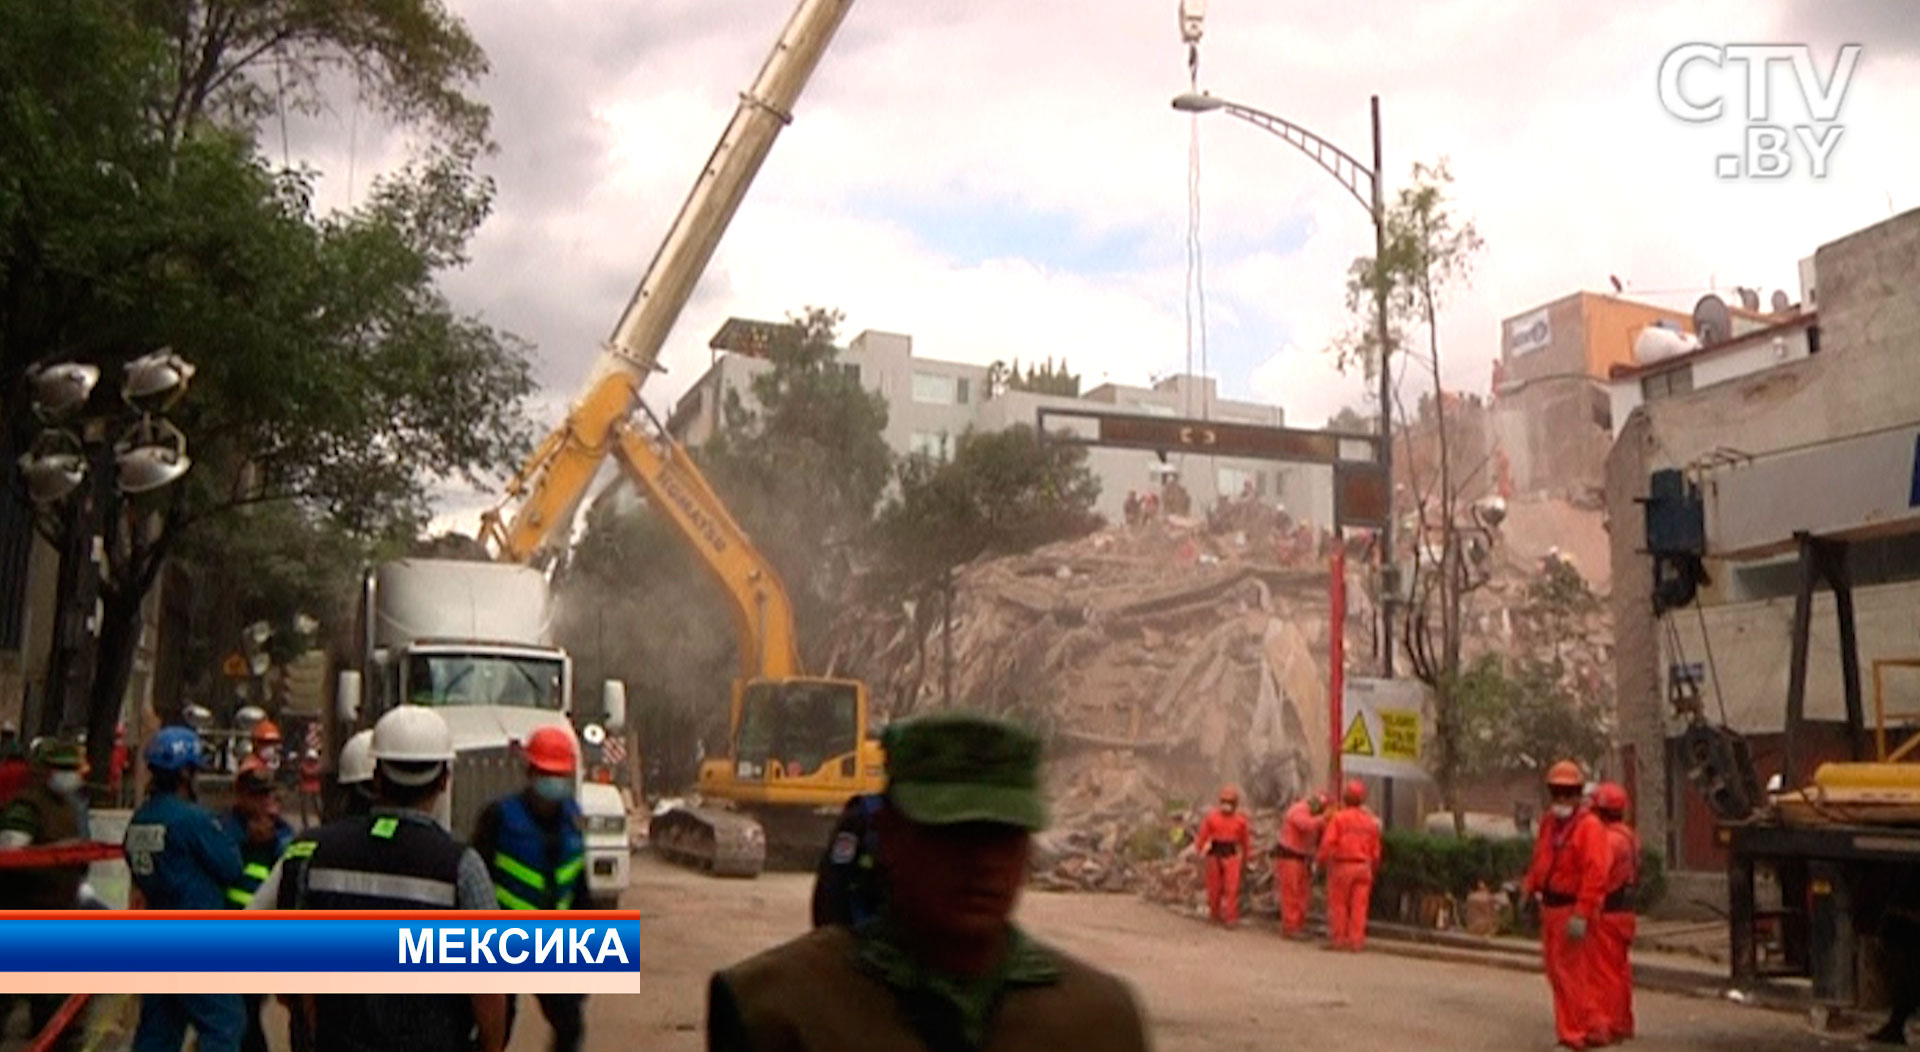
[701,306,893,659]
[1326,159,1486,833]
[0,0,531,781]
[873,425,1102,708]
[1455,564,1611,779]
[988,357,1081,398]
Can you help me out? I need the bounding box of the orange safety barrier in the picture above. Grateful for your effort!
[0,841,124,868]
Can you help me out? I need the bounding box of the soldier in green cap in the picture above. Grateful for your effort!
[708,710,1153,1052]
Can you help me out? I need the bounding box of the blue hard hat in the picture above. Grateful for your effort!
[144,726,203,771]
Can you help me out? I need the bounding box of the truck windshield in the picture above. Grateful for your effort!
[405,654,564,710]
[735,681,859,777]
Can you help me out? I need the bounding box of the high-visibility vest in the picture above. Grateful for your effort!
[487,793,585,911]
[220,811,292,908]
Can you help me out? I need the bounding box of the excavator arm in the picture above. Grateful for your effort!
[478,0,857,563]
[606,418,803,683]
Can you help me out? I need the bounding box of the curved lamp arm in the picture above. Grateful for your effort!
[1172,92,1378,220]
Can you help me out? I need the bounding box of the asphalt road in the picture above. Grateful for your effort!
[534,851,1875,1052]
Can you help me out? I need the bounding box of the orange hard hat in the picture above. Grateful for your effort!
[1545,759,1584,788]
[1593,782,1629,814]
[235,758,273,793]
[251,720,282,745]
[524,726,578,776]
[1343,779,1367,805]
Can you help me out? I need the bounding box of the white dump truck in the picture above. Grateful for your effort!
[333,558,631,907]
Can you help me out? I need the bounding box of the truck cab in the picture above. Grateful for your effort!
[336,559,631,905]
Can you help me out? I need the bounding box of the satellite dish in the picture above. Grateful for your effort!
[1735,287,1760,312]
[1692,295,1732,347]
[1770,289,1791,314]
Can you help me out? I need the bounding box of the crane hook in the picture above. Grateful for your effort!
[1179,0,1206,87]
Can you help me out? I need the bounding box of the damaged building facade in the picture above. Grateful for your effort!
[1606,208,1920,888]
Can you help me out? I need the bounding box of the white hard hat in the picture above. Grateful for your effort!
[371,706,453,784]
[338,730,376,785]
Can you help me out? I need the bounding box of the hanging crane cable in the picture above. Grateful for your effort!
[1178,0,1210,421]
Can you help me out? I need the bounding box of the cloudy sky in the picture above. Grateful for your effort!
[281,0,1920,536]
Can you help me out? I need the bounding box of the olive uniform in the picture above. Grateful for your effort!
[708,713,1153,1052]
[709,923,1149,1052]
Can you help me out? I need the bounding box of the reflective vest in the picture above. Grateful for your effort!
[487,793,585,912]
[219,811,293,908]
[278,810,474,1052]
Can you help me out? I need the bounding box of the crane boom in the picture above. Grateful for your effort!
[480,0,857,562]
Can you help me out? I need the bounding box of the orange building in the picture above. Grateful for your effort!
[1490,293,1697,501]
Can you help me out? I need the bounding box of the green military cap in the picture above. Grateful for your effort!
[883,711,1047,831]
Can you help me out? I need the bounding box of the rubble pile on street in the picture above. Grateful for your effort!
[829,503,1367,890]
[829,494,1616,897]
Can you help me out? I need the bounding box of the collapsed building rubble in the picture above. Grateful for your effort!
[826,494,1615,898]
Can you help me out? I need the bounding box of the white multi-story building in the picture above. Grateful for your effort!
[667,318,1335,526]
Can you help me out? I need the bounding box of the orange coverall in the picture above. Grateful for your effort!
[1275,800,1325,936]
[1315,805,1382,950]
[1523,807,1611,1049]
[1197,807,1251,925]
[1592,819,1641,1043]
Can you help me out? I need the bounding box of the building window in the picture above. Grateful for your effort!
[910,430,949,461]
[1641,367,1694,403]
[912,372,958,405]
[841,363,861,384]
[955,377,970,405]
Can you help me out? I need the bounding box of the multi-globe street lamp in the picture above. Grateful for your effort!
[1171,89,1399,676]
[16,349,196,744]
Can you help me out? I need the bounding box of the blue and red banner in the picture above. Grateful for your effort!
[0,910,641,994]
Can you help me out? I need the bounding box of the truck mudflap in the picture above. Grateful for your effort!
[649,805,766,878]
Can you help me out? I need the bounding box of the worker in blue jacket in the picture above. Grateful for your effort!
[123,726,246,1052]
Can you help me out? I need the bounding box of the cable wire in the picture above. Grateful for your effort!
[1184,112,1210,421]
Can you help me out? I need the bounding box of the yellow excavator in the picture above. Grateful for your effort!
[475,0,883,877]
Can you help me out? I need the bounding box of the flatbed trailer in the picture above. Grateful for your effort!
[1724,819,1920,1005]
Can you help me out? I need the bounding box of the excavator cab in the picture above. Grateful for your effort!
[699,676,885,808]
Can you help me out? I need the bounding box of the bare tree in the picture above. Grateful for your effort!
[1329,159,1486,833]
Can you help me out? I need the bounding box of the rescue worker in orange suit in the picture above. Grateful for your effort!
[1522,760,1611,1050]
[1196,785,1251,926]
[1590,782,1639,1044]
[1274,792,1328,939]
[1316,779,1382,951]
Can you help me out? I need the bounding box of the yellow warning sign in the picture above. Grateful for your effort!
[1380,709,1422,762]
[1341,713,1374,757]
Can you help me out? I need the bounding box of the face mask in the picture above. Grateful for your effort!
[533,776,573,803]
[1550,803,1574,819]
[48,771,84,796]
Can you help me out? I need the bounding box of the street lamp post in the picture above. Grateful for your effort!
[1172,89,1397,678]
[15,350,196,750]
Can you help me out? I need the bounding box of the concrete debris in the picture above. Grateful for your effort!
[827,494,1614,897]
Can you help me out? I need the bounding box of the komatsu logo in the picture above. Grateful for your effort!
[398,927,631,966]
[658,471,728,554]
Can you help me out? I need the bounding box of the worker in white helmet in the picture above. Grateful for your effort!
[246,707,505,1052]
[330,730,376,820]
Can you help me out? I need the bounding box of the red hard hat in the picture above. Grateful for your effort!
[524,726,578,776]
[1593,782,1629,814]
[1545,759,1585,788]
[251,720,282,745]
[1343,779,1367,805]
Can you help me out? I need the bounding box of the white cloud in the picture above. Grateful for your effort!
[279,0,1920,519]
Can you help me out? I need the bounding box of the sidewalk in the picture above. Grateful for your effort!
[1359,919,1811,1013]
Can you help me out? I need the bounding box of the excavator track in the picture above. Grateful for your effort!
[648,805,767,878]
